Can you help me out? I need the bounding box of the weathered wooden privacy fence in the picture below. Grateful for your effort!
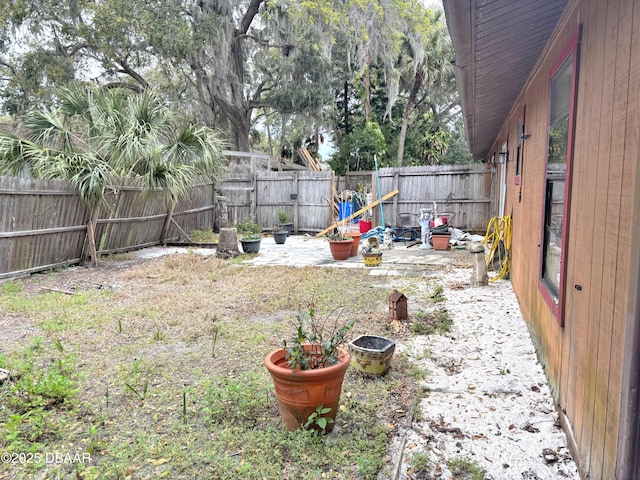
[217,170,335,233]
[219,164,494,234]
[0,176,216,280]
[374,164,494,232]
[0,164,494,279]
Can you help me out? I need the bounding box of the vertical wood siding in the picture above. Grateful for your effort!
[494,0,639,477]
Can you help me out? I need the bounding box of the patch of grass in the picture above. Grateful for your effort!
[429,284,446,303]
[1,280,23,295]
[410,451,433,477]
[0,342,78,458]
[203,371,272,426]
[229,254,252,264]
[0,258,420,479]
[448,455,487,480]
[102,252,134,262]
[153,330,165,341]
[411,309,453,335]
[1,287,106,333]
[189,229,217,243]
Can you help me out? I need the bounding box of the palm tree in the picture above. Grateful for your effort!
[0,84,226,263]
[395,10,453,166]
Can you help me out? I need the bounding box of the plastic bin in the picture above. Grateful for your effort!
[359,219,372,233]
[339,201,354,221]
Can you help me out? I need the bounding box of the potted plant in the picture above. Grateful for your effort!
[272,224,288,245]
[276,210,293,236]
[237,219,262,253]
[264,305,355,432]
[346,231,362,257]
[361,235,382,267]
[326,227,354,261]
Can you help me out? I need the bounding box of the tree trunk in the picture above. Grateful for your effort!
[214,196,229,232]
[160,202,176,244]
[363,58,371,121]
[83,208,101,266]
[344,81,350,136]
[397,68,424,167]
[216,227,240,258]
[397,107,410,168]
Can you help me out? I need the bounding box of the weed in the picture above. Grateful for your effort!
[29,337,43,351]
[0,281,22,295]
[499,368,511,375]
[410,451,433,475]
[182,390,187,424]
[409,364,428,380]
[0,345,78,455]
[303,404,333,433]
[125,380,149,401]
[204,371,272,426]
[448,455,487,480]
[209,314,220,357]
[430,284,446,303]
[412,309,452,335]
[120,359,152,403]
[229,254,249,264]
[3,355,77,412]
[153,330,165,341]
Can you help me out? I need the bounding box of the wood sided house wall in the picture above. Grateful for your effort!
[445,0,640,478]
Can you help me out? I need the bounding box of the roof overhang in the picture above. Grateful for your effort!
[443,0,568,160]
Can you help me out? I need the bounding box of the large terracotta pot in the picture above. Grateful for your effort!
[328,238,353,261]
[264,346,351,432]
[346,232,362,257]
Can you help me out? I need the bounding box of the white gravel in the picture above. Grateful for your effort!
[390,268,579,480]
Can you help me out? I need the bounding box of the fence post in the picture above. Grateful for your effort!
[160,202,176,244]
[293,172,299,234]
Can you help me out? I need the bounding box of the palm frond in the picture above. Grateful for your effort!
[34,152,114,210]
[127,89,167,142]
[59,83,94,127]
[21,110,75,151]
[0,135,45,176]
[165,125,227,181]
[4,85,226,211]
[141,161,199,205]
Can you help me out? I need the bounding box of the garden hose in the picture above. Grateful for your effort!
[482,216,512,282]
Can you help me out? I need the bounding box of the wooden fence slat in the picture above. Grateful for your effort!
[1,164,494,279]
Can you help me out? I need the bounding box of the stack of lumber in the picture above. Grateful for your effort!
[297,148,322,171]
